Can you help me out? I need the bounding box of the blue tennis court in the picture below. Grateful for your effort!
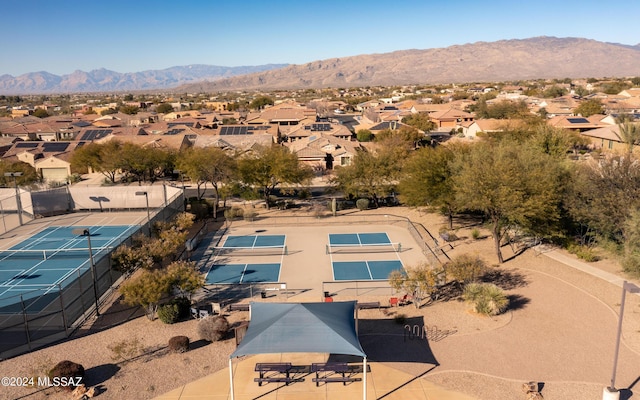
[223,234,285,248]
[329,232,391,246]
[0,225,136,310]
[332,260,404,281]
[205,263,281,284]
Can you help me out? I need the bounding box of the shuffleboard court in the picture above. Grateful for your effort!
[332,260,404,281]
[205,263,281,284]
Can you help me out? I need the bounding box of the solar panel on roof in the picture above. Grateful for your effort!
[15,142,39,148]
[168,122,194,128]
[42,142,70,152]
[310,123,331,132]
[166,129,185,135]
[567,117,589,124]
[80,129,113,141]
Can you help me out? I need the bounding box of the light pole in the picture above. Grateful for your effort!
[4,172,23,226]
[72,228,100,317]
[135,191,150,234]
[604,280,640,400]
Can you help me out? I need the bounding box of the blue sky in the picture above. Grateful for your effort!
[2,0,639,76]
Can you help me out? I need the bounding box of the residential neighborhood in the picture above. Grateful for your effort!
[1,78,640,186]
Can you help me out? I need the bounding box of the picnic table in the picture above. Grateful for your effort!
[311,362,357,386]
[254,362,300,386]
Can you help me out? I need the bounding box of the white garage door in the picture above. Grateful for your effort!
[42,168,68,183]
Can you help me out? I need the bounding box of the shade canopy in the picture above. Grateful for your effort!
[231,301,366,358]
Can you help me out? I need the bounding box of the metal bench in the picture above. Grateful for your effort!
[311,362,358,386]
[357,301,380,310]
[254,362,300,386]
[228,303,250,312]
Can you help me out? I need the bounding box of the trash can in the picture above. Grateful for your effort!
[261,291,267,299]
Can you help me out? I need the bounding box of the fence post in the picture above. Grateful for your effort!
[58,283,69,334]
[20,295,32,351]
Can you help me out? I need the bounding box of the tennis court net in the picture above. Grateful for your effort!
[0,247,113,261]
[211,245,288,257]
[326,242,402,254]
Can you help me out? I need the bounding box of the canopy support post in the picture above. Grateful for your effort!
[363,356,367,400]
[229,358,235,400]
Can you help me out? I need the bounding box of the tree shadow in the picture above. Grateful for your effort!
[85,363,120,386]
[189,339,210,351]
[480,268,529,290]
[506,294,530,311]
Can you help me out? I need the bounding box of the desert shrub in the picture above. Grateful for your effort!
[107,337,143,362]
[197,315,230,342]
[356,198,370,211]
[444,253,487,284]
[471,228,481,240]
[157,303,180,324]
[393,314,407,324]
[438,226,459,242]
[168,336,190,353]
[567,244,599,262]
[171,296,191,319]
[243,209,257,221]
[224,207,243,220]
[463,283,509,316]
[48,360,84,391]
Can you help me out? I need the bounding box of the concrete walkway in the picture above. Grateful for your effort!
[154,353,477,400]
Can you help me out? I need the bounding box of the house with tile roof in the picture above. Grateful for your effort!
[580,125,634,154]
[547,115,610,132]
[428,108,474,129]
[2,141,85,183]
[286,135,363,171]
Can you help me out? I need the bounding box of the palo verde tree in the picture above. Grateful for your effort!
[237,145,313,209]
[452,138,566,263]
[573,99,604,117]
[389,263,443,308]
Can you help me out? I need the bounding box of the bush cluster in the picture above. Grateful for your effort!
[197,315,230,342]
[567,244,599,262]
[48,360,84,391]
[356,198,370,211]
[463,283,509,316]
[157,297,191,324]
[224,207,244,220]
[168,336,190,353]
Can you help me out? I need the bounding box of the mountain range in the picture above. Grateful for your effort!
[2,37,640,95]
[0,64,287,95]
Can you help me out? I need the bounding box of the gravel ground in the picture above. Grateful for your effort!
[0,206,639,400]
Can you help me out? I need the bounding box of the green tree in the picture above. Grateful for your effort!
[566,155,640,244]
[573,99,604,117]
[156,103,174,114]
[542,85,567,98]
[70,141,123,183]
[249,96,274,110]
[356,129,373,142]
[398,145,460,228]
[618,121,640,155]
[119,104,139,115]
[176,147,236,219]
[238,145,313,209]
[0,161,39,186]
[401,113,436,132]
[166,260,204,299]
[332,140,407,207]
[118,143,174,184]
[120,269,171,320]
[100,108,117,116]
[389,263,443,308]
[453,140,565,263]
[33,108,49,118]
